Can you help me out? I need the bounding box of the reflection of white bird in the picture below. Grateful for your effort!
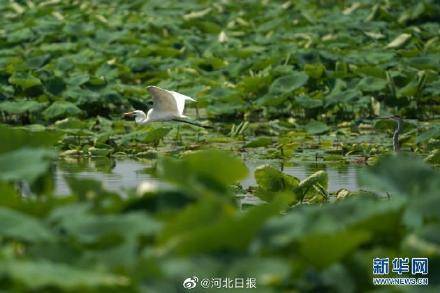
[124,86,210,128]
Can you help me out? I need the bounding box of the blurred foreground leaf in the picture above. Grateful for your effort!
[0,260,128,289]
[0,207,54,242]
[158,150,248,188]
[0,148,54,183]
[0,124,62,154]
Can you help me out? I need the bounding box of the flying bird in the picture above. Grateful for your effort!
[124,86,210,128]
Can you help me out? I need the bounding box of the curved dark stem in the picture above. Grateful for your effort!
[172,118,213,129]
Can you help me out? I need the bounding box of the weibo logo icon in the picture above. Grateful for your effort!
[182,276,198,289]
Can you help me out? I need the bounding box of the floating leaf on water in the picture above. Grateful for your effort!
[255,165,299,193]
[254,165,299,202]
[296,170,328,201]
[88,147,111,157]
[304,120,330,135]
[244,137,273,148]
[335,188,351,200]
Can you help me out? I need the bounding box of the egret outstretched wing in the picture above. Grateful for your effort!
[147,86,179,116]
[169,90,196,116]
[147,86,195,117]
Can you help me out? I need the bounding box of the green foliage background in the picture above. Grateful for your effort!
[1,0,439,122]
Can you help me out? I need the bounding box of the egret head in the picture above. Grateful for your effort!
[123,110,147,124]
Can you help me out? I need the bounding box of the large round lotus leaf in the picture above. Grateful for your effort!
[0,100,45,114]
[43,101,82,120]
[8,72,41,89]
[269,72,309,94]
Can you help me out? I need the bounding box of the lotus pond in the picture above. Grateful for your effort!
[1,0,440,292]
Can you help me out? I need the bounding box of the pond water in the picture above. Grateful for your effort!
[54,157,360,196]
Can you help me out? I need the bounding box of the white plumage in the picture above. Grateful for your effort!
[124,86,196,125]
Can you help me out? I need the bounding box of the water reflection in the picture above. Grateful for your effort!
[55,157,360,195]
[55,157,156,195]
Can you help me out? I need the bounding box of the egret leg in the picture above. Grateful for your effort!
[175,125,182,144]
[195,104,200,120]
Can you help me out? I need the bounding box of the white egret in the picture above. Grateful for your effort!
[124,86,210,128]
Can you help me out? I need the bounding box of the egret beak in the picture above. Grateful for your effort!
[123,112,134,117]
